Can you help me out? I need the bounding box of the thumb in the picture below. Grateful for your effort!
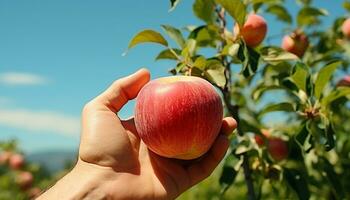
[97,68,150,112]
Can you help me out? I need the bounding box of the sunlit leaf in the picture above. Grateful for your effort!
[205,61,226,88]
[260,46,299,64]
[259,102,295,117]
[291,62,309,93]
[169,0,180,11]
[297,7,328,27]
[161,25,186,48]
[266,4,292,24]
[127,30,168,50]
[321,87,350,107]
[252,85,284,101]
[314,60,341,99]
[343,1,350,12]
[193,0,215,24]
[155,48,181,60]
[216,0,247,27]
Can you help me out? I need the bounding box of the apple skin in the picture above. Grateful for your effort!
[235,14,267,47]
[16,171,33,190]
[135,76,223,160]
[254,129,270,147]
[9,153,25,170]
[337,75,350,87]
[342,18,350,38]
[267,138,288,161]
[281,31,309,57]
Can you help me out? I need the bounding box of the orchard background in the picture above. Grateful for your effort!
[1,0,350,199]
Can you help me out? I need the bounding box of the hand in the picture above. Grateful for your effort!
[38,69,237,200]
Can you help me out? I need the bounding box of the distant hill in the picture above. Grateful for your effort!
[27,150,77,173]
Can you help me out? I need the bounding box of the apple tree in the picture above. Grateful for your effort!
[127,0,350,199]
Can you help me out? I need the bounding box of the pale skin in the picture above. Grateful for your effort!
[38,69,237,200]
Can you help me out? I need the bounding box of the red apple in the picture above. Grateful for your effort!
[281,30,309,57]
[267,138,288,161]
[16,171,33,190]
[0,151,12,165]
[9,153,25,170]
[254,129,270,147]
[235,14,267,47]
[342,18,350,38]
[135,76,223,160]
[337,75,350,87]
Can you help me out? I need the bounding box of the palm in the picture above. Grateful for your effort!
[79,107,193,199]
[77,69,236,199]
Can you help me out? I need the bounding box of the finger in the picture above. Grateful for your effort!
[185,134,230,186]
[221,117,237,137]
[97,68,150,112]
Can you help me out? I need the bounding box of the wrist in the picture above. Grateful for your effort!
[38,159,112,200]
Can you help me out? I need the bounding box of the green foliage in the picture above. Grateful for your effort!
[128,0,350,199]
[216,0,246,27]
[0,140,70,200]
[127,30,168,50]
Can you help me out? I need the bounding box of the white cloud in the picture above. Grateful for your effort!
[0,72,48,86]
[0,108,80,136]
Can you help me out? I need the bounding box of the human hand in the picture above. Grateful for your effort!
[38,69,237,200]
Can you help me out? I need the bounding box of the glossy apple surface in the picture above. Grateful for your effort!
[282,31,309,57]
[342,18,350,38]
[235,14,267,47]
[9,153,24,170]
[337,75,350,87]
[135,76,223,160]
[267,138,288,161]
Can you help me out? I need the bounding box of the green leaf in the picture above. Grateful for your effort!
[181,39,197,59]
[188,25,219,47]
[295,123,311,151]
[322,158,345,198]
[247,46,260,73]
[219,166,238,195]
[169,0,180,11]
[284,168,310,200]
[221,43,240,57]
[128,30,168,50]
[260,46,299,64]
[344,2,350,12]
[325,122,335,151]
[265,4,292,24]
[161,25,186,48]
[241,42,260,77]
[205,61,226,88]
[297,7,328,27]
[193,56,207,70]
[193,0,215,24]
[291,62,309,93]
[216,0,247,27]
[155,48,181,60]
[321,87,350,107]
[259,102,295,117]
[314,60,341,99]
[252,85,284,101]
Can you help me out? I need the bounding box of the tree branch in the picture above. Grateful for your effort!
[216,6,256,200]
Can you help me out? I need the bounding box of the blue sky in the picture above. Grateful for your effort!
[0,0,346,153]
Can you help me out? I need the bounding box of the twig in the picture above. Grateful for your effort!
[216,5,256,200]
